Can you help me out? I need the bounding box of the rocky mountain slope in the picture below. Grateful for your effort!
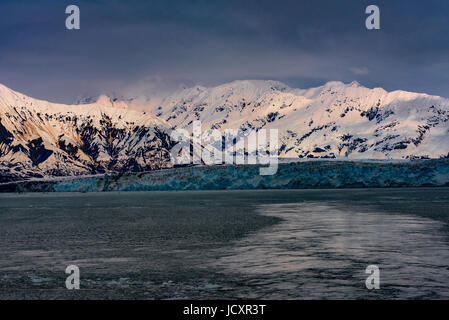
[1,80,449,182]
[153,80,449,159]
[0,84,175,182]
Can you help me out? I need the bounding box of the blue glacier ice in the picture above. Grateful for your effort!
[3,159,449,192]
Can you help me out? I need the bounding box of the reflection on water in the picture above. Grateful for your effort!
[214,203,449,299]
[0,189,449,299]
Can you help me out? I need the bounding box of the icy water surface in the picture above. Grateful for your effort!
[0,188,448,299]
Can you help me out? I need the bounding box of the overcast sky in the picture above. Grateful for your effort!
[0,0,448,103]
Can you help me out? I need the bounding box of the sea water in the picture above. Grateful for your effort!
[0,188,448,299]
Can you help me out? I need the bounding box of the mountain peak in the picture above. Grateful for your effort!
[349,80,361,87]
[219,80,290,94]
[95,94,128,109]
[0,85,175,181]
[321,80,363,89]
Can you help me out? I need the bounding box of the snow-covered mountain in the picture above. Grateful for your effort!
[0,84,176,182]
[153,80,449,159]
[1,80,449,182]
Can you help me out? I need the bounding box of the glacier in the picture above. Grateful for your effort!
[2,159,449,192]
[2,80,449,184]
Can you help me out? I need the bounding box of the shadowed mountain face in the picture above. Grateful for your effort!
[1,80,449,183]
[0,84,176,182]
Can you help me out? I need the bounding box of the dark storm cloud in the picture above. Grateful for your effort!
[0,0,448,102]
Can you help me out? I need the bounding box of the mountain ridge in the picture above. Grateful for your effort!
[1,80,449,182]
[152,79,449,160]
[0,83,176,182]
